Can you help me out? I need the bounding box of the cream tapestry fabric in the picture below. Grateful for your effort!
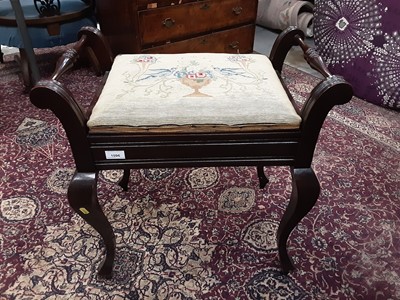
[87,53,301,132]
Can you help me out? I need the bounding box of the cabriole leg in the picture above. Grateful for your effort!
[118,169,130,191]
[68,172,116,278]
[257,165,269,189]
[277,167,320,273]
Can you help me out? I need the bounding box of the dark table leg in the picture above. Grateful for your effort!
[9,0,40,86]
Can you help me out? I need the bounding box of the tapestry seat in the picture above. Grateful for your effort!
[29,26,353,279]
[88,53,302,134]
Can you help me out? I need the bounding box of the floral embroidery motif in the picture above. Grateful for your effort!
[124,55,261,98]
[174,68,214,97]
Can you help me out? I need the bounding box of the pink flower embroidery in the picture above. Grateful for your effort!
[136,56,157,63]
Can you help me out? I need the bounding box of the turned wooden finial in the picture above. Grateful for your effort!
[51,34,88,81]
[294,35,332,78]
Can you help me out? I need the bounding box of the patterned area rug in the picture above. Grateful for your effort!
[0,47,399,299]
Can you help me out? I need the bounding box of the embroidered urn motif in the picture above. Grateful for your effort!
[175,69,214,97]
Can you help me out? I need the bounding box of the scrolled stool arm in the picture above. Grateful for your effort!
[269,26,305,73]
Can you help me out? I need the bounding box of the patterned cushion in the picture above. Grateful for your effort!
[314,0,399,110]
[88,54,301,133]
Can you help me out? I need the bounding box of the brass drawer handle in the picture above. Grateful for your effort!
[232,6,243,15]
[162,18,176,28]
[229,41,239,49]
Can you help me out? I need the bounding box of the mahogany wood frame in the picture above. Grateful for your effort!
[29,26,353,279]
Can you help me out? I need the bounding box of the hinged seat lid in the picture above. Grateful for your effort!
[87,53,301,134]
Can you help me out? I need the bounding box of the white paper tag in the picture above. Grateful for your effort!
[105,150,126,160]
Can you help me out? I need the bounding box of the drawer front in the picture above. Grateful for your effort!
[137,0,198,10]
[139,0,257,45]
[142,24,255,54]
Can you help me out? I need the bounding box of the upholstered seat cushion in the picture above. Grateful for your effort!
[87,53,302,133]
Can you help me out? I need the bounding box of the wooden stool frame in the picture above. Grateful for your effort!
[30,26,353,278]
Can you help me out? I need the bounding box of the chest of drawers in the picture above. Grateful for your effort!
[96,0,258,55]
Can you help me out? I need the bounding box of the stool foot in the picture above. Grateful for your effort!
[98,256,114,279]
[277,167,320,273]
[257,166,269,189]
[118,169,130,191]
[68,172,116,279]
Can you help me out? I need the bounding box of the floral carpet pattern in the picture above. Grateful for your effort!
[0,47,399,299]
